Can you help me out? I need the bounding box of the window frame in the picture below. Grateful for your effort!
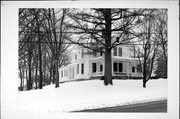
[77,64,79,74]
[64,69,68,77]
[118,63,123,72]
[75,54,77,60]
[81,49,84,58]
[61,70,63,78]
[81,63,84,74]
[113,47,117,56]
[100,64,103,72]
[113,62,118,72]
[136,64,142,73]
[92,63,97,73]
[118,47,122,57]
[132,66,136,73]
[113,62,123,73]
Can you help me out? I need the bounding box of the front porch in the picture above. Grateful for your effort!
[89,56,132,78]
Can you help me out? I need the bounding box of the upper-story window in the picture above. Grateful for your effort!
[118,47,122,57]
[75,54,77,60]
[113,47,122,57]
[113,47,117,56]
[81,49,84,58]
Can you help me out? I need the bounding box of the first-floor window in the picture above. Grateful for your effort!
[64,69,68,77]
[132,67,136,73]
[75,54,77,60]
[81,63,84,74]
[137,64,142,73]
[113,62,123,72]
[119,63,123,72]
[92,63,96,73]
[100,64,103,72]
[113,62,118,72]
[61,70,63,78]
[77,64,79,74]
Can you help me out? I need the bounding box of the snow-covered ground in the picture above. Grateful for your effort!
[18,79,167,112]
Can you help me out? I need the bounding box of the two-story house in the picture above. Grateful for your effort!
[59,45,142,82]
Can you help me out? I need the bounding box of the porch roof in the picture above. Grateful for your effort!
[90,56,139,62]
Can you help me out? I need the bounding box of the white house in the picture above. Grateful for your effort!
[59,45,142,82]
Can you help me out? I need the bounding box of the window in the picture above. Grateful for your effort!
[119,63,123,72]
[132,67,136,73]
[81,63,84,74]
[113,62,118,72]
[69,67,71,79]
[113,62,123,72]
[64,69,68,77]
[113,47,117,56]
[81,49,84,58]
[118,47,122,57]
[100,64,103,72]
[92,63,96,73]
[75,54,77,60]
[77,64,79,74]
[137,64,142,73]
[61,70,63,78]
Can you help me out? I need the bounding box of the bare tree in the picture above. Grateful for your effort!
[66,8,144,85]
[42,8,70,88]
[137,9,165,87]
[19,8,71,90]
[154,9,167,78]
[19,8,40,90]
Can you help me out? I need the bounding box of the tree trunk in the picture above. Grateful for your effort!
[55,60,59,88]
[38,40,43,89]
[53,64,56,84]
[28,45,32,90]
[22,69,24,90]
[35,14,43,89]
[46,73,48,85]
[142,63,147,88]
[25,69,28,90]
[104,49,113,85]
[35,62,38,89]
[104,9,113,85]
[143,80,146,88]
[49,66,52,84]
[28,63,32,90]
[19,69,23,91]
